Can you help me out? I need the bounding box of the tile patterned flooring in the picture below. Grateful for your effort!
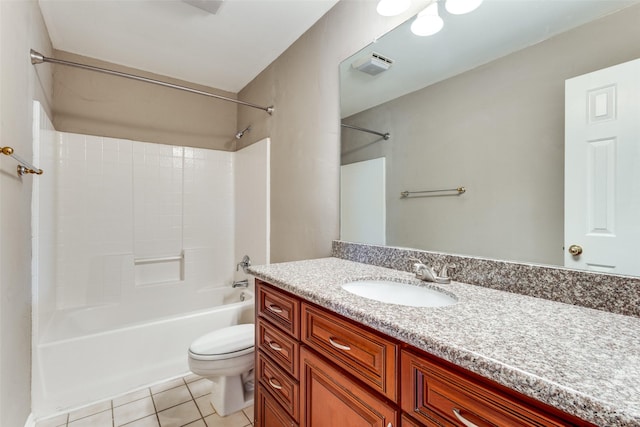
[35,374,254,427]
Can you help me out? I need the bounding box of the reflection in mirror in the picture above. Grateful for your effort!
[340,1,640,276]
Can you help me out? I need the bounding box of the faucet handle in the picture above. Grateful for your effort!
[236,255,251,273]
[408,257,426,269]
[435,263,456,284]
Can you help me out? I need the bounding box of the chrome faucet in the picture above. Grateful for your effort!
[411,258,437,282]
[410,258,455,284]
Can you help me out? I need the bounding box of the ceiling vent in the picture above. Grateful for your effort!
[182,0,224,14]
[352,52,394,76]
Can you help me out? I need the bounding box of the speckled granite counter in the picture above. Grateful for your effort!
[248,257,640,427]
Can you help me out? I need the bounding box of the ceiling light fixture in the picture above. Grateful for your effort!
[376,0,411,17]
[445,0,483,15]
[411,2,444,36]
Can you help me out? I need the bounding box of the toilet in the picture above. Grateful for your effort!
[188,323,255,416]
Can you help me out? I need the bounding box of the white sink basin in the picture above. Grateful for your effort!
[341,280,456,308]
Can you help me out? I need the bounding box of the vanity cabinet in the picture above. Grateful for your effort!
[255,279,594,427]
[256,282,302,427]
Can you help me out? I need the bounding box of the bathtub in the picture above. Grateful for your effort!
[32,287,254,417]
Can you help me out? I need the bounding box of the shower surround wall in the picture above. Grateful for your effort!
[32,102,269,416]
[42,132,235,313]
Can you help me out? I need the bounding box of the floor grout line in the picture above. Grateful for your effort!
[37,374,253,427]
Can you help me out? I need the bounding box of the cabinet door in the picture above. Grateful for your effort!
[256,384,298,427]
[300,347,398,427]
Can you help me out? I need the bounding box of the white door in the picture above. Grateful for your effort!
[340,158,386,245]
[565,58,640,275]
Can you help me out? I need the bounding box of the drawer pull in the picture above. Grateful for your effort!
[268,377,283,390]
[328,337,351,351]
[268,341,283,352]
[267,304,283,314]
[453,408,479,427]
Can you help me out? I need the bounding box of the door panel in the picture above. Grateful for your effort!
[565,58,640,275]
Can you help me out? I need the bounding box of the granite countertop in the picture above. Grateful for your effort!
[248,257,640,427]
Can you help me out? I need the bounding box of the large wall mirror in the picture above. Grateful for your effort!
[340,0,640,276]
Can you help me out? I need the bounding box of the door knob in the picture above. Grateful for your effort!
[568,244,583,256]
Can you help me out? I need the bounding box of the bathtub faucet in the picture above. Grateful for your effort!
[232,279,249,288]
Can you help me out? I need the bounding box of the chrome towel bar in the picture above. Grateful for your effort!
[400,187,466,198]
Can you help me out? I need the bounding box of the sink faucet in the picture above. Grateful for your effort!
[409,258,455,284]
[410,258,437,282]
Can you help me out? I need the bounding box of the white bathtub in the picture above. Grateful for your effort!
[32,287,254,417]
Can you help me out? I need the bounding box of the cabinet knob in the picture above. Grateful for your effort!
[568,244,583,256]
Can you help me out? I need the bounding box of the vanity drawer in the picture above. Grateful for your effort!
[256,384,298,427]
[258,350,300,422]
[401,350,573,427]
[301,303,397,401]
[257,317,300,377]
[257,280,300,339]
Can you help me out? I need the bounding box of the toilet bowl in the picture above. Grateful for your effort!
[188,323,255,416]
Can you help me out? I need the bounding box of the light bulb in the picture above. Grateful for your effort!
[376,0,411,17]
[411,3,444,36]
[445,0,483,15]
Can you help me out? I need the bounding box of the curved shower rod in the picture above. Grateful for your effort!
[30,50,274,115]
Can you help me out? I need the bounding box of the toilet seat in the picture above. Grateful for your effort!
[189,324,254,361]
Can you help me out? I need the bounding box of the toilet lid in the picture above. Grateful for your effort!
[189,324,254,357]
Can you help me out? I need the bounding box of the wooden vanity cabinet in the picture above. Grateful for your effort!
[255,279,594,427]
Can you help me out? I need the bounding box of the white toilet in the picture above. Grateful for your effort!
[188,323,255,416]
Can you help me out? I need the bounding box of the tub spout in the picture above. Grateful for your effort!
[232,279,249,288]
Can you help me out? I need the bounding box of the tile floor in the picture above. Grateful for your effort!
[35,374,254,427]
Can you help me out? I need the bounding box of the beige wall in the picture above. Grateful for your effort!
[51,50,238,150]
[341,5,640,266]
[237,1,431,263]
[0,0,53,425]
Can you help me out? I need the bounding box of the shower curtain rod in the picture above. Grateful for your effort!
[341,123,390,140]
[30,50,274,115]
